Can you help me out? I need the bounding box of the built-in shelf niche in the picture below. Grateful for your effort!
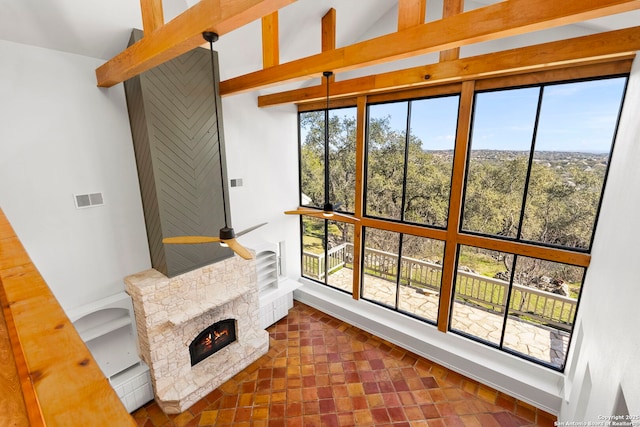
[256,250,279,294]
[68,292,153,412]
[250,240,300,329]
[73,306,138,377]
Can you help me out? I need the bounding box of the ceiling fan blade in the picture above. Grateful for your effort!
[285,208,327,219]
[224,238,253,260]
[236,222,267,237]
[284,207,360,222]
[163,236,220,244]
[331,211,360,223]
[285,207,322,215]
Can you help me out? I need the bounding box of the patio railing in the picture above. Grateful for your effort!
[302,243,352,281]
[302,243,577,331]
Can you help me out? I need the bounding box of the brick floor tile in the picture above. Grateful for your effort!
[132,302,555,427]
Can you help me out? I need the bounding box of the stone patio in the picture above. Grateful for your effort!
[325,268,569,369]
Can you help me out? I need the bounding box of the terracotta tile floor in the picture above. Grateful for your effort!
[133,301,556,427]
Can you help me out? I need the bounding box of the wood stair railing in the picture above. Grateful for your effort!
[0,208,136,426]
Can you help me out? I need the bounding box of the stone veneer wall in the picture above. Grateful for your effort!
[124,256,269,414]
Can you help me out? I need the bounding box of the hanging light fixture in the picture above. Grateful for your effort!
[321,71,335,218]
[162,32,266,259]
[285,71,359,222]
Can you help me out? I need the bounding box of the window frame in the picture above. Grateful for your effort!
[459,75,629,253]
[296,61,631,372]
[363,93,461,229]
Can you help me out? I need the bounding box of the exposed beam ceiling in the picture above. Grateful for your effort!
[96,0,640,94]
[397,0,426,31]
[258,27,640,107]
[219,0,640,95]
[322,8,336,52]
[439,0,463,62]
[95,0,296,87]
[261,12,279,68]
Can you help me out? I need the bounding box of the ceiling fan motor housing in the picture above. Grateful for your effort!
[219,227,235,240]
[202,32,219,43]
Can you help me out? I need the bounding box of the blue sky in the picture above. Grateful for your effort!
[377,77,627,153]
[303,76,627,154]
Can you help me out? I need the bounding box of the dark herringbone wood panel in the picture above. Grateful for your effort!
[125,29,233,277]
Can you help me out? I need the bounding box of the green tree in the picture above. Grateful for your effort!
[463,154,528,238]
[522,163,603,249]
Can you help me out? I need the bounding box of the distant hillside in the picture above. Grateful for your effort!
[428,150,609,170]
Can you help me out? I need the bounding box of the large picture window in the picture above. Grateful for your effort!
[299,106,357,294]
[365,96,459,227]
[297,68,628,371]
[462,78,627,250]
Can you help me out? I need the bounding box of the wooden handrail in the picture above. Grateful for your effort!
[0,292,32,426]
[0,208,136,426]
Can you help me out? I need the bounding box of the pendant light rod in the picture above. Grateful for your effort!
[323,71,333,212]
[203,31,231,233]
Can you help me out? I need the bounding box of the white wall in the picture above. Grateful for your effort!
[0,40,150,312]
[221,92,302,278]
[0,39,303,313]
[560,55,640,421]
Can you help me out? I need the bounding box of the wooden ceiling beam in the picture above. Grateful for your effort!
[322,8,336,52]
[439,0,463,62]
[257,27,640,107]
[397,0,426,31]
[322,8,336,83]
[140,0,164,35]
[96,0,296,87]
[222,0,640,96]
[262,12,279,67]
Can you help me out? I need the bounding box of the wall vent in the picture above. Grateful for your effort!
[74,192,104,209]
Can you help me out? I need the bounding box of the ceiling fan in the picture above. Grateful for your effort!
[163,222,267,260]
[162,32,265,260]
[285,71,359,222]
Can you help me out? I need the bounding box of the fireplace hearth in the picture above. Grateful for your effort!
[190,319,236,366]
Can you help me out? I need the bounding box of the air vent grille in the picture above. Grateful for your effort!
[74,192,104,209]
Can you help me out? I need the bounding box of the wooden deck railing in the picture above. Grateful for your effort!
[303,243,577,331]
[302,244,351,280]
[0,208,136,426]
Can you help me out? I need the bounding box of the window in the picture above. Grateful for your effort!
[297,68,629,371]
[299,106,357,293]
[450,246,585,368]
[365,96,459,227]
[361,228,445,324]
[450,76,627,369]
[301,216,355,294]
[299,107,357,213]
[462,78,627,251]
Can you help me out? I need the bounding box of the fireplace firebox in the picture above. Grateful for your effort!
[189,319,237,366]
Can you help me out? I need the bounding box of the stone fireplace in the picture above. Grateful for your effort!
[124,255,269,414]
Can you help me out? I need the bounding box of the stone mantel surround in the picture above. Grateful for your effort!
[125,255,269,414]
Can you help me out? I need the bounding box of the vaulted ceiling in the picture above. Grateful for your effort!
[2,0,639,98]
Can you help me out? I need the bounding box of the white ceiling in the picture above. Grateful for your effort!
[1,0,638,85]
